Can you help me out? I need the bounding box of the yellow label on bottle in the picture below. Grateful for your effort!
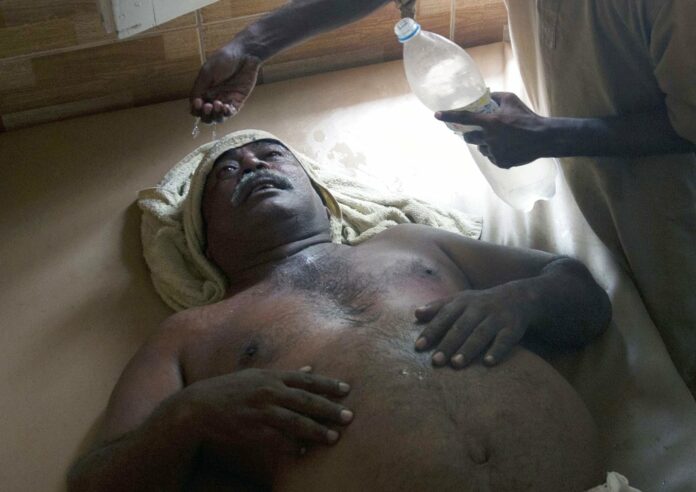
[444,88,499,134]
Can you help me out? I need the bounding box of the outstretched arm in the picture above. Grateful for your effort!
[191,0,391,122]
[393,225,611,367]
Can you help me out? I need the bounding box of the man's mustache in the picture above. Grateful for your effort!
[231,169,294,206]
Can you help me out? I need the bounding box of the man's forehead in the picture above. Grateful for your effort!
[213,139,288,165]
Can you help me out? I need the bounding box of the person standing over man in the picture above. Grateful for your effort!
[189,0,696,394]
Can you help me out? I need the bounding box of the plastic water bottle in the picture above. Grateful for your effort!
[394,18,556,211]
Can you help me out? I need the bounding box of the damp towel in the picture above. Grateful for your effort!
[137,129,482,311]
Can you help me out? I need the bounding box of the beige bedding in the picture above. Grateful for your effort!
[1,42,694,491]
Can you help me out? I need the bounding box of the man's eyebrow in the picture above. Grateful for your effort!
[213,149,239,167]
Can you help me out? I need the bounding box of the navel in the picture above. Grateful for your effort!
[239,339,260,366]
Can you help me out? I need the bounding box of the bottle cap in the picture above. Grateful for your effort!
[394,18,421,43]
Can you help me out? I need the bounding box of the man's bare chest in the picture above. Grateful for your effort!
[180,249,468,384]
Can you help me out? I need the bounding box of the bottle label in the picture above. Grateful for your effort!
[444,88,499,134]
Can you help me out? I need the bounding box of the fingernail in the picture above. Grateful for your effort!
[340,409,354,423]
[452,354,465,367]
[432,352,446,366]
[435,111,442,119]
[338,382,351,393]
[327,430,339,443]
[484,355,495,365]
[299,366,312,373]
[415,337,428,350]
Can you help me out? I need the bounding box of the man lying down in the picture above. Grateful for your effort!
[69,130,623,491]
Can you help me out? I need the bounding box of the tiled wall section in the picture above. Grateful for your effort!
[0,0,506,132]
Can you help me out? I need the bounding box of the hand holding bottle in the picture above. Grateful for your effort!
[395,18,557,211]
[435,92,552,169]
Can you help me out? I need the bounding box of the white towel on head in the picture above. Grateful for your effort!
[137,129,482,311]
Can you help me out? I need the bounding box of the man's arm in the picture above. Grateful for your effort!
[190,0,391,122]
[545,108,695,158]
[232,0,392,62]
[437,92,695,168]
[67,316,354,491]
[391,224,611,367]
[67,324,200,491]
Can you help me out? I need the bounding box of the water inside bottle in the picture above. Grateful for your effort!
[416,61,485,111]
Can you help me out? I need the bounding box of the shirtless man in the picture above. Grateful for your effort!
[67,138,611,491]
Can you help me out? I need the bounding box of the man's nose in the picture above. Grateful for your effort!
[239,153,270,174]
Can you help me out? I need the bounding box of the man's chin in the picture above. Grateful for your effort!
[237,194,299,220]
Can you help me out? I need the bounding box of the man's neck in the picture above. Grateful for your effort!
[222,233,339,296]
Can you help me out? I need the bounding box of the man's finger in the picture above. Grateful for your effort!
[266,407,340,445]
[490,92,506,106]
[484,326,524,366]
[279,388,354,425]
[431,310,485,365]
[450,317,500,368]
[190,69,212,108]
[415,298,465,351]
[477,145,498,166]
[282,371,351,397]
[435,110,492,127]
[462,131,486,145]
[414,297,450,323]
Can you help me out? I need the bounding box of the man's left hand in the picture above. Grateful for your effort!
[414,284,540,369]
[435,92,551,168]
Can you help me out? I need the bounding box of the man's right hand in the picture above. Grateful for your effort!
[178,368,353,474]
[189,42,262,124]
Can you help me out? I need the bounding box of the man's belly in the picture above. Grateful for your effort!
[267,335,601,491]
[185,294,602,492]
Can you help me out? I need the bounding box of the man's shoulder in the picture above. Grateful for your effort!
[147,304,217,351]
[370,223,470,246]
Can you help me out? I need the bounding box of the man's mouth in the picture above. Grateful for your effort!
[251,182,277,194]
[231,171,294,206]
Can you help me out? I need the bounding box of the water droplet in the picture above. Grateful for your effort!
[399,368,409,376]
[211,122,217,141]
[191,117,200,139]
[134,1,141,6]
[417,371,425,380]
